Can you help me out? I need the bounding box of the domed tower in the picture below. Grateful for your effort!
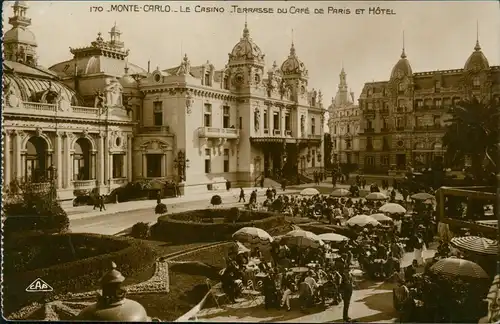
[109,23,125,50]
[280,42,309,103]
[389,35,414,131]
[463,30,490,98]
[4,1,38,66]
[227,22,265,91]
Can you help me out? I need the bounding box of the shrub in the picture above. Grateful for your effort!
[3,179,70,235]
[3,233,157,316]
[224,207,240,223]
[131,222,150,239]
[210,195,222,206]
[151,208,285,243]
[155,203,168,215]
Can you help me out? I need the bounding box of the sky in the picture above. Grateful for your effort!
[3,1,500,130]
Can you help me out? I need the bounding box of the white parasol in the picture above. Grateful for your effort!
[300,188,320,196]
[365,192,389,200]
[346,214,381,227]
[317,233,349,243]
[281,229,324,249]
[379,203,407,214]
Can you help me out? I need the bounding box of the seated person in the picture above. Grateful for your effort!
[221,270,239,303]
[280,274,295,311]
[404,259,418,283]
[251,247,263,259]
[304,271,319,295]
[262,275,279,310]
[298,277,314,309]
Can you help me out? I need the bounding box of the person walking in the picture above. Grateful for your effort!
[99,195,106,211]
[238,187,246,202]
[340,267,354,322]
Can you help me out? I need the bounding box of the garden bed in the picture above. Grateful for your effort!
[130,243,231,321]
[151,208,285,243]
[3,233,157,316]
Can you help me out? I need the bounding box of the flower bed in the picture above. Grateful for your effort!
[3,233,157,316]
[151,209,285,243]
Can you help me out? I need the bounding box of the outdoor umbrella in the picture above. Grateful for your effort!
[379,203,407,214]
[330,188,350,197]
[411,192,435,201]
[300,188,320,196]
[230,241,251,255]
[346,214,381,227]
[451,236,498,255]
[430,257,489,279]
[281,229,324,249]
[370,213,394,223]
[233,227,274,251]
[365,192,388,200]
[317,233,349,243]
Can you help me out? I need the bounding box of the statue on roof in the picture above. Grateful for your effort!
[104,77,123,107]
[94,89,106,108]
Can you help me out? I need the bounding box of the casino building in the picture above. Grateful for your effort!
[2,1,325,199]
[357,39,500,173]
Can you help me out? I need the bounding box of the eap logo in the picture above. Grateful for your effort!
[25,278,53,292]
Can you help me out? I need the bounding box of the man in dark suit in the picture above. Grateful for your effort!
[340,267,354,322]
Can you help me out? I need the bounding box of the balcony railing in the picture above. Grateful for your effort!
[140,126,170,134]
[72,106,99,115]
[380,127,390,132]
[198,127,240,139]
[364,128,375,133]
[308,134,322,140]
[73,179,97,189]
[111,178,128,186]
[414,125,443,131]
[24,102,56,111]
[380,109,390,115]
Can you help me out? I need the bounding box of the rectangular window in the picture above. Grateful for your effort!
[311,118,316,135]
[204,103,212,127]
[285,114,291,130]
[223,76,229,90]
[381,155,390,165]
[223,106,230,128]
[312,150,316,167]
[204,148,211,173]
[273,113,280,130]
[366,137,373,150]
[153,101,163,126]
[367,103,373,110]
[223,149,229,172]
[434,99,442,107]
[365,156,375,166]
[112,154,124,178]
[263,112,268,129]
[417,100,424,107]
[239,117,243,130]
[204,73,211,86]
[146,154,162,178]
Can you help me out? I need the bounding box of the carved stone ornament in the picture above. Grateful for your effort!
[186,92,193,115]
[300,115,305,134]
[35,127,43,137]
[82,128,89,137]
[254,108,260,131]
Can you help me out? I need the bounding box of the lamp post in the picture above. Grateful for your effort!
[47,164,57,200]
[173,150,190,182]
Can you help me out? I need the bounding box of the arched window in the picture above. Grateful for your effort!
[472,76,480,88]
[74,138,92,180]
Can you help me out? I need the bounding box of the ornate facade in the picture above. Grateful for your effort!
[357,39,500,173]
[2,2,325,198]
[328,68,361,165]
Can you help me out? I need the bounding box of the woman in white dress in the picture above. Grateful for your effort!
[413,233,425,266]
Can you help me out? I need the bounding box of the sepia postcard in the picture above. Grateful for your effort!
[2,0,499,322]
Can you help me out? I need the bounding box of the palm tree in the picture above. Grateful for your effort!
[442,97,499,182]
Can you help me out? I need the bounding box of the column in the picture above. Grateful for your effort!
[103,134,109,185]
[55,132,63,188]
[15,130,22,180]
[97,134,105,186]
[64,133,72,188]
[142,154,147,178]
[4,131,11,186]
[279,107,284,135]
[161,154,166,177]
[127,135,133,181]
[268,106,273,134]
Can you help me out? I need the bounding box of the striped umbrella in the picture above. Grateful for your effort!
[233,227,273,251]
[379,203,407,214]
[411,192,435,200]
[346,214,381,227]
[365,192,388,200]
[430,257,489,279]
[451,236,498,255]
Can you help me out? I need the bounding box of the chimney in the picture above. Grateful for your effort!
[350,92,354,102]
[147,60,150,73]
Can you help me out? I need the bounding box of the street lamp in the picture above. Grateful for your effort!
[173,150,190,182]
[47,164,57,200]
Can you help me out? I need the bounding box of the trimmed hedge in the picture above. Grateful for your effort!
[151,209,285,243]
[3,233,157,316]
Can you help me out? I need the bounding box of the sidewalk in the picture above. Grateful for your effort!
[65,187,271,221]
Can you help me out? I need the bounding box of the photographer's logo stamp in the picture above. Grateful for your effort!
[25,278,53,292]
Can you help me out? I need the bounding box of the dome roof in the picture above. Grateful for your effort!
[464,41,489,71]
[110,24,121,34]
[229,23,264,64]
[119,74,137,88]
[4,27,37,46]
[390,49,412,79]
[281,43,307,76]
